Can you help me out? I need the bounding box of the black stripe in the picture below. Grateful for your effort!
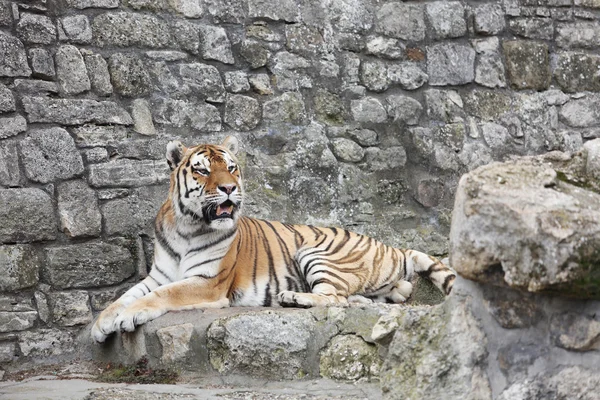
[154,221,181,262]
[443,274,455,294]
[187,229,237,254]
[310,269,349,289]
[310,277,345,291]
[252,219,280,295]
[263,283,272,306]
[184,256,224,275]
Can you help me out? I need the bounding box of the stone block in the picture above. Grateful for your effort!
[240,40,270,69]
[28,48,55,78]
[386,95,422,125]
[0,83,14,113]
[13,79,58,95]
[364,146,407,171]
[351,97,387,123]
[509,17,553,40]
[0,311,37,332]
[172,21,200,54]
[67,0,118,8]
[364,36,404,60]
[55,45,91,95]
[170,0,203,17]
[179,63,225,102]
[101,186,167,235]
[0,188,56,242]
[224,95,261,131]
[550,313,600,351]
[328,0,373,34]
[22,96,133,125]
[463,89,511,121]
[93,12,171,48]
[57,180,102,238]
[109,53,151,97]
[247,0,299,22]
[427,43,475,86]
[425,89,464,123]
[388,63,428,90]
[48,291,92,327]
[559,95,600,128]
[18,329,76,359]
[557,21,600,49]
[224,71,250,93]
[152,98,221,131]
[0,0,11,26]
[73,125,128,147]
[157,323,194,363]
[249,74,272,95]
[376,3,425,41]
[348,129,378,146]
[0,115,26,140]
[314,89,345,125]
[482,286,543,329]
[19,128,84,184]
[263,92,306,124]
[61,15,92,44]
[555,52,600,93]
[84,54,113,96]
[205,0,247,23]
[44,241,135,289]
[473,4,505,35]
[360,60,389,92]
[320,335,379,380]
[0,140,20,187]
[198,25,234,64]
[82,148,108,164]
[0,245,39,291]
[0,342,15,363]
[425,2,466,39]
[473,38,506,89]
[503,40,550,90]
[88,159,169,188]
[16,13,56,45]
[331,138,364,163]
[286,24,325,57]
[132,99,156,136]
[585,139,600,181]
[0,32,31,77]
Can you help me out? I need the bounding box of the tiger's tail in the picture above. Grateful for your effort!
[402,250,456,295]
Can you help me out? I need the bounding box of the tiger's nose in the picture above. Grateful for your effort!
[218,184,236,195]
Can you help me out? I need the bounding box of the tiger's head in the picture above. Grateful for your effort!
[165,136,243,231]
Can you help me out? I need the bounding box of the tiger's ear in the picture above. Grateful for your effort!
[166,140,186,170]
[222,136,239,155]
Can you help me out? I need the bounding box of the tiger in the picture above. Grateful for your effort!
[91,136,456,343]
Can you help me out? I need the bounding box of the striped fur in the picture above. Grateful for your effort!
[91,137,456,343]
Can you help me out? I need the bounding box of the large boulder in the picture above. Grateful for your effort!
[450,140,600,298]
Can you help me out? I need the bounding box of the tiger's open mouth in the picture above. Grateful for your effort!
[212,200,236,220]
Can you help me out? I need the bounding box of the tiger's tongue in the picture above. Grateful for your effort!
[217,204,233,216]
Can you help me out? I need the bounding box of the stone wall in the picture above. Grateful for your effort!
[1,0,600,370]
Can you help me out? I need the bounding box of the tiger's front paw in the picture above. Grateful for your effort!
[91,303,126,343]
[114,306,165,333]
[277,291,315,308]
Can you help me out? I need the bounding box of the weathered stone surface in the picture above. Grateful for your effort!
[16,13,56,45]
[108,53,151,97]
[240,40,270,69]
[13,79,58,95]
[483,285,543,329]
[360,60,388,92]
[44,241,135,289]
[0,115,26,140]
[314,90,345,125]
[157,323,194,363]
[0,342,15,363]
[328,0,373,34]
[376,3,425,42]
[473,4,505,35]
[0,140,20,187]
[249,74,273,95]
[0,311,37,332]
[57,180,102,238]
[18,329,76,359]
[364,146,407,171]
[349,129,378,147]
[170,0,203,17]
[450,152,600,298]
[48,291,92,327]
[22,97,133,125]
[101,186,167,235]
[224,71,250,93]
[386,95,422,125]
[73,125,128,147]
[364,36,404,60]
[320,335,379,381]
[560,95,600,128]
[550,313,600,351]
[0,245,39,291]
[28,48,55,79]
[61,15,92,44]
[152,98,221,131]
[83,54,112,96]
[198,25,234,64]
[172,21,200,54]
[473,38,506,89]
[586,139,600,181]
[0,189,56,242]
[425,89,464,123]
[0,32,32,77]
[0,84,14,112]
[331,138,364,163]
[286,24,325,57]
[132,99,156,136]
[93,12,171,48]
[556,21,600,49]
[427,43,475,86]
[224,95,261,131]
[387,63,427,90]
[248,0,298,22]
[351,97,387,123]
[509,17,554,40]
[555,52,600,93]
[0,0,11,26]
[67,0,118,8]
[179,63,225,102]
[19,128,84,184]
[503,40,550,90]
[88,159,169,188]
[263,92,306,124]
[463,89,510,122]
[55,45,91,95]
[425,2,466,40]
[206,0,246,23]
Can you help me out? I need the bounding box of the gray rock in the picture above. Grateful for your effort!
[114,138,169,160]
[556,21,600,49]
[425,2,466,40]
[365,36,404,60]
[61,15,92,44]
[198,25,234,64]
[427,43,475,86]
[93,12,171,48]
[19,128,84,184]
[560,95,600,128]
[263,92,306,124]
[286,24,325,57]
[360,60,389,92]
[28,48,55,78]
[145,51,188,61]
[170,0,203,17]
[108,53,151,97]
[376,3,425,41]
[481,122,512,152]
[179,63,225,102]
[88,159,169,188]
[585,139,600,181]
[473,38,506,89]
[240,40,270,69]
[550,312,600,351]
[509,17,554,40]
[0,0,10,26]
[157,323,195,363]
[0,115,26,139]
[320,335,380,380]
[314,90,345,125]
[463,89,511,121]
[57,180,102,238]
[328,0,373,34]
[0,31,32,77]
[331,138,364,162]
[100,185,168,236]
[224,95,261,131]
[0,342,15,363]
[386,95,422,125]
[152,98,221,131]
[0,140,20,186]
[482,286,543,329]
[473,4,506,35]
[82,148,109,164]
[247,0,298,21]
[555,52,600,93]
[246,23,282,42]
[84,54,112,96]
[16,13,56,45]
[387,62,428,90]
[44,241,135,289]
[425,89,464,123]
[349,129,378,147]
[172,21,200,54]
[224,71,250,93]
[13,79,58,95]
[48,291,92,327]
[0,188,56,242]
[22,96,133,125]
[364,146,407,171]
[0,311,38,332]
[0,245,39,291]
[132,99,156,136]
[67,0,118,8]
[351,97,387,123]
[450,153,600,298]
[206,0,247,23]
[18,329,76,359]
[249,74,273,95]
[73,125,128,147]
[55,45,91,95]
